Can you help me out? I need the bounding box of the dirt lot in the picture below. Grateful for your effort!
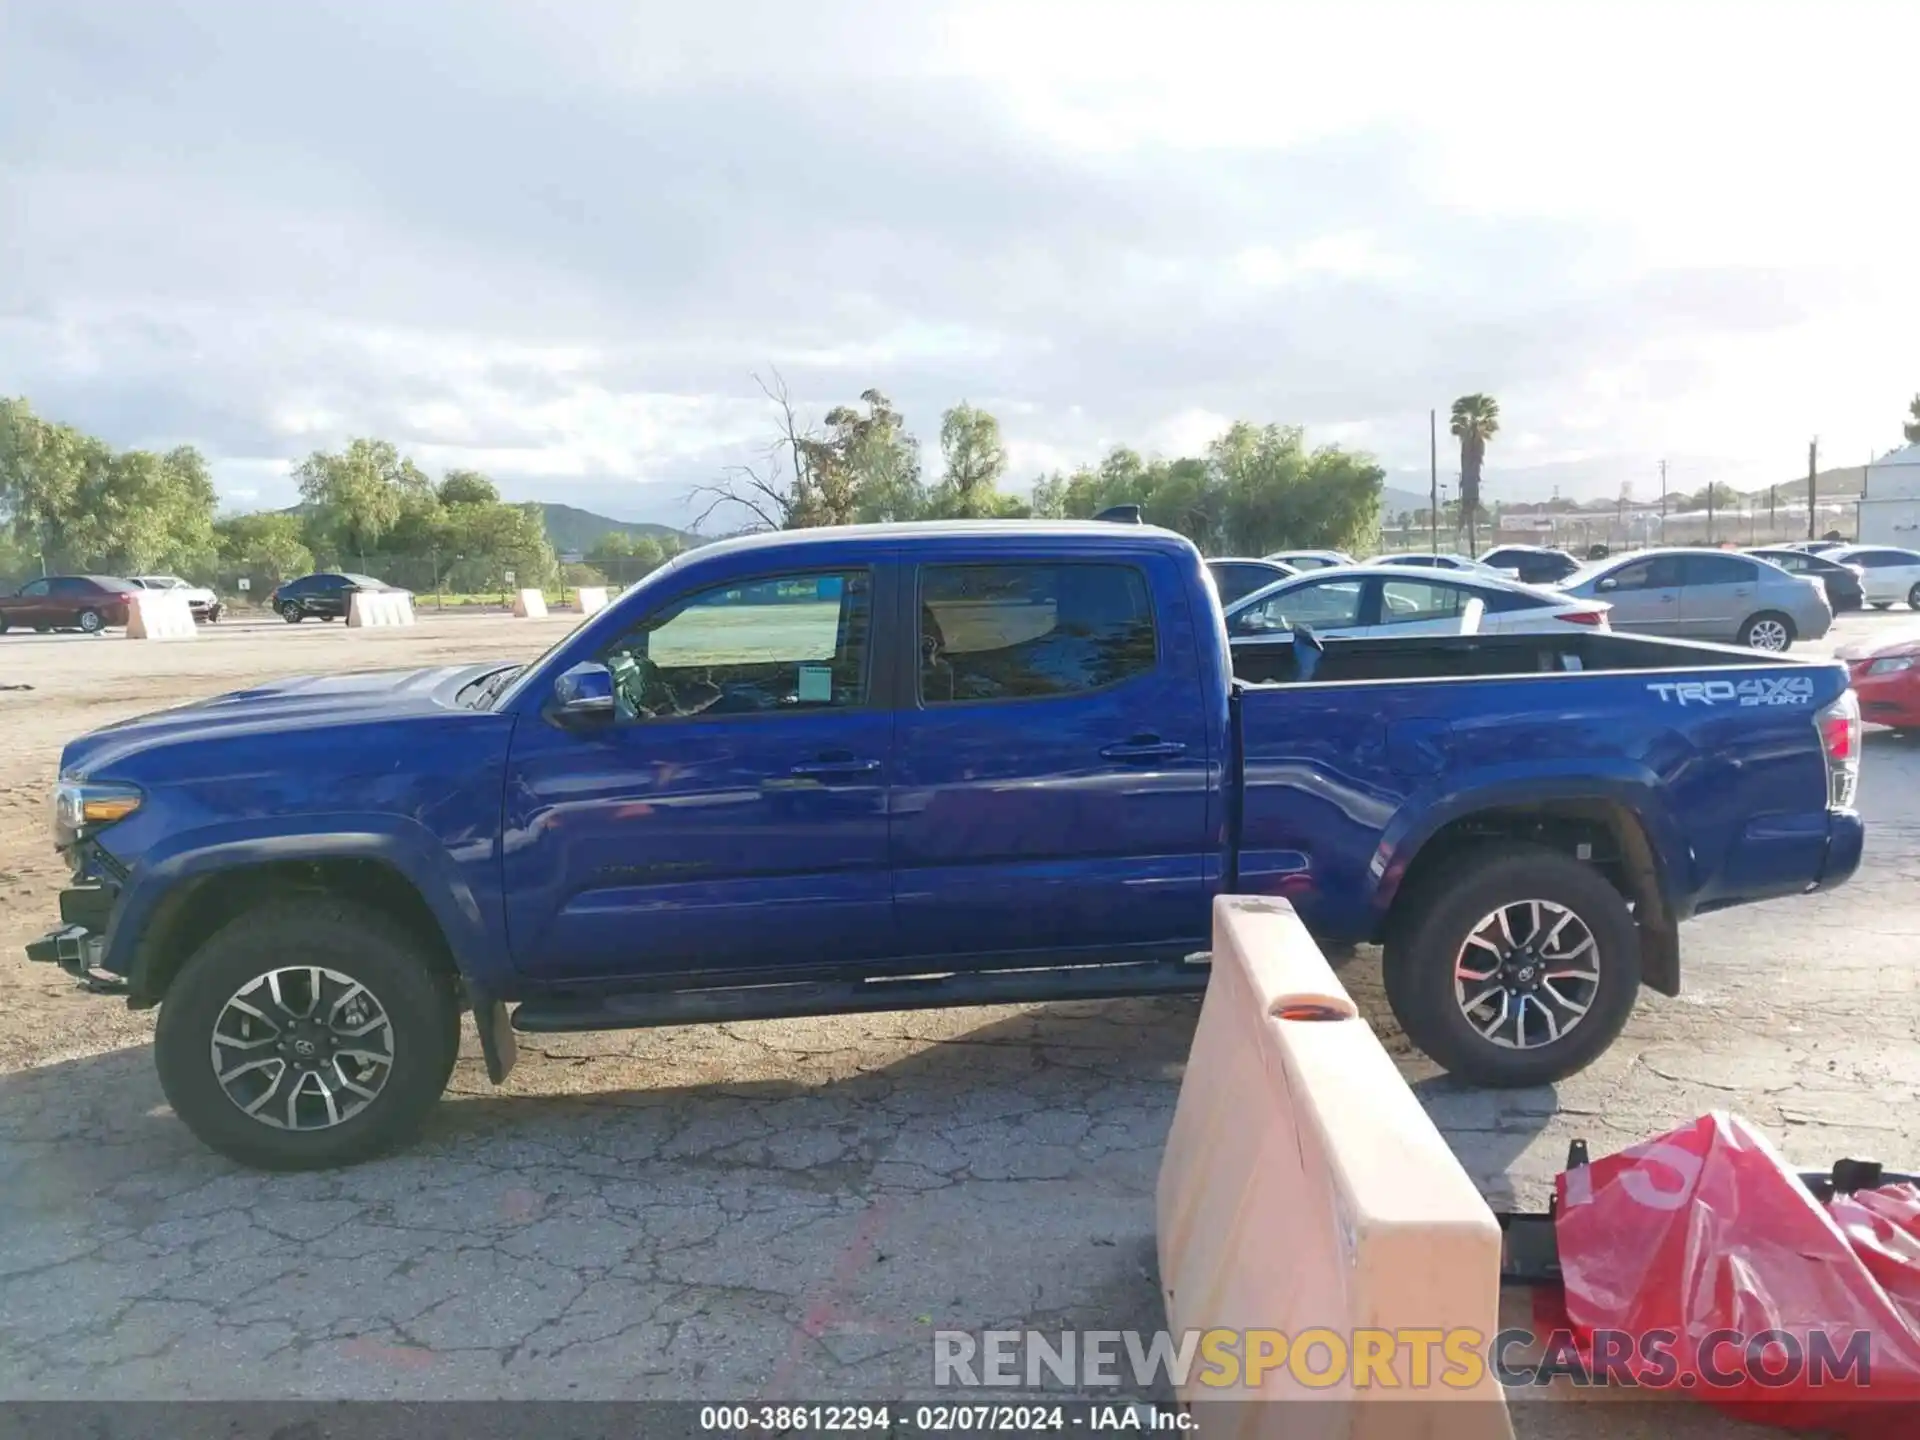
[2,611,1917,1434]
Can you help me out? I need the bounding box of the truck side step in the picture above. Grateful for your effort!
[511,959,1211,1033]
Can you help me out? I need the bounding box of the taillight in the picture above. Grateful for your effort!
[1555,610,1607,626]
[1817,691,1861,809]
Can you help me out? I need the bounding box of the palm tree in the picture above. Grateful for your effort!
[1449,394,1501,556]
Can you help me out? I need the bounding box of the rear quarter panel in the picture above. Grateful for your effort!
[1234,659,1849,941]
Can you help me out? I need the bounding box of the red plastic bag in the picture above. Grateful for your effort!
[1551,1112,1920,1436]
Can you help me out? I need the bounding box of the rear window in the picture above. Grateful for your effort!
[919,563,1157,704]
[1681,555,1757,585]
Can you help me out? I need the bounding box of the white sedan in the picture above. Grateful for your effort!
[1222,564,1611,642]
[129,575,223,621]
[1262,548,1354,571]
[1366,551,1523,580]
[1825,545,1920,610]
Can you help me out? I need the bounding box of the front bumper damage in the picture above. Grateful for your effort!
[25,879,125,993]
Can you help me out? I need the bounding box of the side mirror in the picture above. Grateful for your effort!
[1596,577,1618,593]
[553,661,615,719]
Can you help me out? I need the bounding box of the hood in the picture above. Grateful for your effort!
[63,663,509,777]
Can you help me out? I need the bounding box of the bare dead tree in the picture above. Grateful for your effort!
[683,369,821,534]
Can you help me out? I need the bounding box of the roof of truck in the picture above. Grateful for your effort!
[685,519,1195,561]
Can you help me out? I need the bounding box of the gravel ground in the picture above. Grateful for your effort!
[2,609,1916,1437]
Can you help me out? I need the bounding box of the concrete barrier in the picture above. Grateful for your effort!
[575,586,609,616]
[124,590,197,640]
[512,588,549,618]
[1157,895,1510,1438]
[346,591,416,627]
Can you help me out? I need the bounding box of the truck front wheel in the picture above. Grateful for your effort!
[154,898,460,1170]
[1382,844,1641,1087]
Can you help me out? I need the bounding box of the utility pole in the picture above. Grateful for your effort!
[1707,481,1715,544]
[1428,409,1439,552]
[1806,438,1818,541]
[1658,459,1667,518]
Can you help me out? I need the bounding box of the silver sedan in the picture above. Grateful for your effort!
[1559,548,1831,651]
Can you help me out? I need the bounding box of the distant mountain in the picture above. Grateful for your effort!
[1381,484,1432,516]
[534,504,701,555]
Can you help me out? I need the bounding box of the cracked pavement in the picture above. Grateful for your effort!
[1,612,1917,1436]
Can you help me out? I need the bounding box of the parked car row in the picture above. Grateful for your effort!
[1224,541,1920,654]
[0,569,422,633]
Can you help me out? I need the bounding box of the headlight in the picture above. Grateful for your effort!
[1867,656,1916,676]
[52,780,143,848]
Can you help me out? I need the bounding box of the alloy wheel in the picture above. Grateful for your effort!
[209,966,394,1130]
[1453,899,1601,1050]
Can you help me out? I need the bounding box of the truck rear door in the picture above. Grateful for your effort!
[890,551,1214,960]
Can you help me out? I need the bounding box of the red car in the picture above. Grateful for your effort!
[1840,634,1920,732]
[0,575,138,634]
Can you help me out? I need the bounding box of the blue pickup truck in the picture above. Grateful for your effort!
[30,522,1863,1169]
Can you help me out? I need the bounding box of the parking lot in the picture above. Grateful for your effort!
[2,608,1917,1432]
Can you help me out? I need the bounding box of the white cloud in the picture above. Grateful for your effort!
[3,0,1917,522]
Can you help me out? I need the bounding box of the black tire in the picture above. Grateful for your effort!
[1872,602,1894,611]
[1737,611,1795,652]
[281,602,303,623]
[77,608,104,634]
[0,613,8,634]
[1382,843,1641,1087]
[1909,584,1920,611]
[154,898,460,1171]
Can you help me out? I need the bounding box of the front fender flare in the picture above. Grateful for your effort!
[110,816,498,999]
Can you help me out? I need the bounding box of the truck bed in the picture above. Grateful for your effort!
[1231,629,1817,686]
[1227,629,1851,946]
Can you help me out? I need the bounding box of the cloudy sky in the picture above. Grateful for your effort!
[4,0,1917,527]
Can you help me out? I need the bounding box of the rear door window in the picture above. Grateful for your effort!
[918,563,1157,704]
[1680,555,1757,586]
[1377,578,1470,624]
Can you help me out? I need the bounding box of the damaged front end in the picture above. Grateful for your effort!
[26,839,129,994]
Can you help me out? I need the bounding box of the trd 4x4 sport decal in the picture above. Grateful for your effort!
[1645,676,1817,707]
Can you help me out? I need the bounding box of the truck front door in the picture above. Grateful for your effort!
[891,554,1214,961]
[500,565,896,983]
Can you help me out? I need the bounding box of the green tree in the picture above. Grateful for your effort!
[1449,394,1500,557]
[0,398,103,565]
[1904,393,1920,445]
[216,511,314,592]
[295,438,432,562]
[930,402,1012,518]
[437,469,500,507]
[437,501,558,591]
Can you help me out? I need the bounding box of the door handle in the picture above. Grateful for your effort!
[1100,738,1188,762]
[789,755,881,779]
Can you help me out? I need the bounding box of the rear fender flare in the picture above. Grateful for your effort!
[1368,768,1689,927]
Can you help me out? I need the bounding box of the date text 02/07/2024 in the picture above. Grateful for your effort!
[695,1402,1190,1433]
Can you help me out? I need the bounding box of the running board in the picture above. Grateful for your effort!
[511,959,1211,1033]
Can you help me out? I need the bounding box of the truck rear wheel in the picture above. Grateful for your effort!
[154,898,460,1171]
[1382,843,1641,1087]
